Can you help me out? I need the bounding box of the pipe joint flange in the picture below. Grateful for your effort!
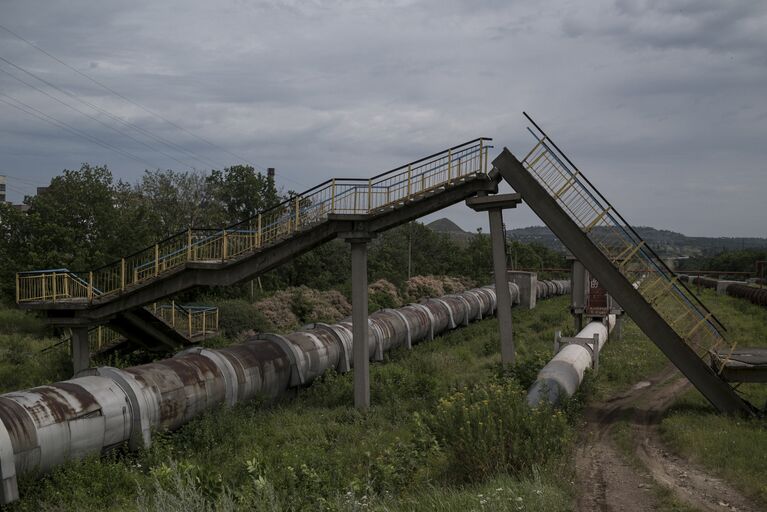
[313,323,351,372]
[383,309,412,349]
[447,295,471,326]
[368,319,385,361]
[260,333,307,386]
[463,290,484,319]
[409,303,435,340]
[429,298,455,329]
[95,366,158,450]
[176,348,239,407]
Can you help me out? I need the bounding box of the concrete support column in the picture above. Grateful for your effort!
[488,208,515,366]
[71,327,90,376]
[345,233,373,410]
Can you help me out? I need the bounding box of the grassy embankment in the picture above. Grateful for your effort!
[1,295,579,512]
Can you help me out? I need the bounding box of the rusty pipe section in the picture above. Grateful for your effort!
[679,275,767,307]
[0,280,569,504]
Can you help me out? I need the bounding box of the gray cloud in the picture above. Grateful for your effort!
[0,0,764,237]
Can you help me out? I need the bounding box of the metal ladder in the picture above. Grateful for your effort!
[494,113,753,415]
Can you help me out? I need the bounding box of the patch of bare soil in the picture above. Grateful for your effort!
[576,366,761,512]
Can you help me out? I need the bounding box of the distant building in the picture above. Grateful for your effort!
[0,175,6,203]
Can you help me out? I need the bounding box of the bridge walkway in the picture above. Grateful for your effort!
[17,138,499,353]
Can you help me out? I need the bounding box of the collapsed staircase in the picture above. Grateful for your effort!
[494,115,754,415]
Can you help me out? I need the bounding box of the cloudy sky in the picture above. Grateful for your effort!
[0,0,765,237]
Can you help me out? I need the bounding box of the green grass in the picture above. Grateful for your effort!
[0,309,69,392]
[4,296,577,511]
[654,290,767,505]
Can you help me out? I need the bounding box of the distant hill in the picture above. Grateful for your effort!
[426,218,475,245]
[426,219,767,257]
[507,226,767,257]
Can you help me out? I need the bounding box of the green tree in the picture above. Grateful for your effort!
[206,165,280,226]
[137,170,215,236]
[23,164,128,270]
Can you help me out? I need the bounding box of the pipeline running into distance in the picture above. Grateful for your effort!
[0,280,570,504]
[681,275,767,307]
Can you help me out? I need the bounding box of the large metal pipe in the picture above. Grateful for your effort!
[527,315,616,407]
[0,280,569,504]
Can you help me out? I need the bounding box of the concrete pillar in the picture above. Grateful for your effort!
[568,257,588,331]
[507,271,537,310]
[349,238,370,410]
[488,208,514,366]
[71,327,90,375]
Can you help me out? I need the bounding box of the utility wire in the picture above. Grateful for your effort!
[0,54,223,170]
[0,93,157,168]
[0,23,312,188]
[0,60,201,170]
[0,24,264,169]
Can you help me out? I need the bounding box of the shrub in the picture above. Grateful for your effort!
[426,380,571,482]
[216,300,273,337]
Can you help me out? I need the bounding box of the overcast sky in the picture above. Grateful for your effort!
[0,0,765,237]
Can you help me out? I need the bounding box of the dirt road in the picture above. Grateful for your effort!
[575,366,760,512]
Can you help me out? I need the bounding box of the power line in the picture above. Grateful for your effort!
[0,23,265,170]
[0,59,203,170]
[0,23,312,189]
[1,173,47,187]
[0,93,157,168]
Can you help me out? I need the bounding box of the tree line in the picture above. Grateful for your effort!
[0,163,565,304]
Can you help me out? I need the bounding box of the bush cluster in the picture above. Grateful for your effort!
[426,380,571,482]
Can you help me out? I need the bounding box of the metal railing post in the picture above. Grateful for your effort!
[120,258,126,291]
[479,139,484,173]
[331,178,336,213]
[257,214,262,247]
[367,179,372,212]
[154,244,160,276]
[171,300,176,327]
[88,272,93,303]
[202,312,206,335]
[407,164,412,196]
[215,308,219,331]
[187,229,193,261]
[295,196,300,230]
[448,148,452,182]
[188,313,192,338]
[42,275,47,300]
[222,230,228,261]
[52,272,57,302]
[64,274,69,297]
[15,273,19,303]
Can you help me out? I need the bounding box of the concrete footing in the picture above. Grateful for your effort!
[507,271,537,310]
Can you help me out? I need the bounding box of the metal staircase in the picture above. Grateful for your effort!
[16,138,498,350]
[494,115,753,415]
[46,303,219,355]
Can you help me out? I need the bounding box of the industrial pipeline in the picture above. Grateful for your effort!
[526,315,616,407]
[0,279,570,504]
[681,275,767,307]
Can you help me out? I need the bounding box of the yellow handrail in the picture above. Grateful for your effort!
[17,139,491,303]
